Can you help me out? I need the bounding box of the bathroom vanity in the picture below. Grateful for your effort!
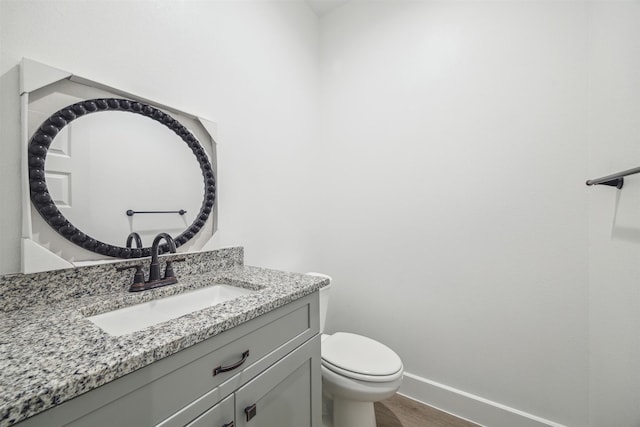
[0,60,326,426]
[0,248,326,427]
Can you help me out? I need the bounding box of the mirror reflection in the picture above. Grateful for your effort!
[44,111,204,248]
[28,98,216,259]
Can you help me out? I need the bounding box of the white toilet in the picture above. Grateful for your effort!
[307,273,404,427]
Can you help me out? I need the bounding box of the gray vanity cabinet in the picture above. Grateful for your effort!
[15,292,321,427]
[177,336,320,427]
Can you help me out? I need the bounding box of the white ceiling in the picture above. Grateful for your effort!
[305,0,350,17]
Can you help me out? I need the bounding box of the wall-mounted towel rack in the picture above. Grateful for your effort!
[126,209,187,216]
[586,166,640,189]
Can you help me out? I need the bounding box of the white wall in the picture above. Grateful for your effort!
[587,2,640,426]
[317,2,590,425]
[316,2,640,426]
[0,0,320,274]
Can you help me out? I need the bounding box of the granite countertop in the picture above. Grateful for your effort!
[0,248,327,426]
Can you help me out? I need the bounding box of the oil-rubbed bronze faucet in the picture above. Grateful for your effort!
[117,233,185,292]
[149,233,176,282]
[125,232,143,248]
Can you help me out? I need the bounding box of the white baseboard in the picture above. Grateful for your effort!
[399,372,566,427]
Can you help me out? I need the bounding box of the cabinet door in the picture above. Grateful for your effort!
[185,395,234,427]
[235,336,321,427]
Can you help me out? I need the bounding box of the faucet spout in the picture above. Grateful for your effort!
[149,233,176,282]
[125,232,143,249]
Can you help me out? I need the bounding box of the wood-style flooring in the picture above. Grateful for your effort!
[374,394,480,427]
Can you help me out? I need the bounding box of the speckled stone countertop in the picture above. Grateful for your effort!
[0,247,328,426]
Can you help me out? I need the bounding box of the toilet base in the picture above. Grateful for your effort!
[331,397,376,427]
[322,393,333,427]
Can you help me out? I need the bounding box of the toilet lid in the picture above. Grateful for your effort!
[321,332,402,377]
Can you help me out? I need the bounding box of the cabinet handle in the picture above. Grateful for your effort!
[245,403,257,422]
[213,350,250,376]
[221,422,234,427]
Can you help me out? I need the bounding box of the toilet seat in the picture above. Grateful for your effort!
[322,359,404,383]
[321,332,403,383]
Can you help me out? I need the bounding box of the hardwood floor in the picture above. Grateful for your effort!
[374,394,480,427]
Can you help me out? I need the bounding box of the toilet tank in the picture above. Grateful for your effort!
[306,272,332,334]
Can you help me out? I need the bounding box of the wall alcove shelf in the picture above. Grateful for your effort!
[586,166,640,189]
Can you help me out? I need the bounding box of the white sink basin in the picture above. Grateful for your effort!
[87,284,255,336]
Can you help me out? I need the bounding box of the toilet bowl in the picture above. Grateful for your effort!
[307,273,404,427]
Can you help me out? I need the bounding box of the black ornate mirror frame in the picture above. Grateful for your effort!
[28,98,216,259]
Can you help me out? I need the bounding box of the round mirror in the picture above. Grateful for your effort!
[28,98,216,258]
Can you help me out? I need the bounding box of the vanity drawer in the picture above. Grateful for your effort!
[154,298,316,427]
[155,300,313,411]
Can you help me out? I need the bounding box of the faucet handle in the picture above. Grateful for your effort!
[116,264,145,291]
[164,258,186,279]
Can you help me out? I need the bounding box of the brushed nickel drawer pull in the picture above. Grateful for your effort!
[213,350,250,376]
[221,422,234,427]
